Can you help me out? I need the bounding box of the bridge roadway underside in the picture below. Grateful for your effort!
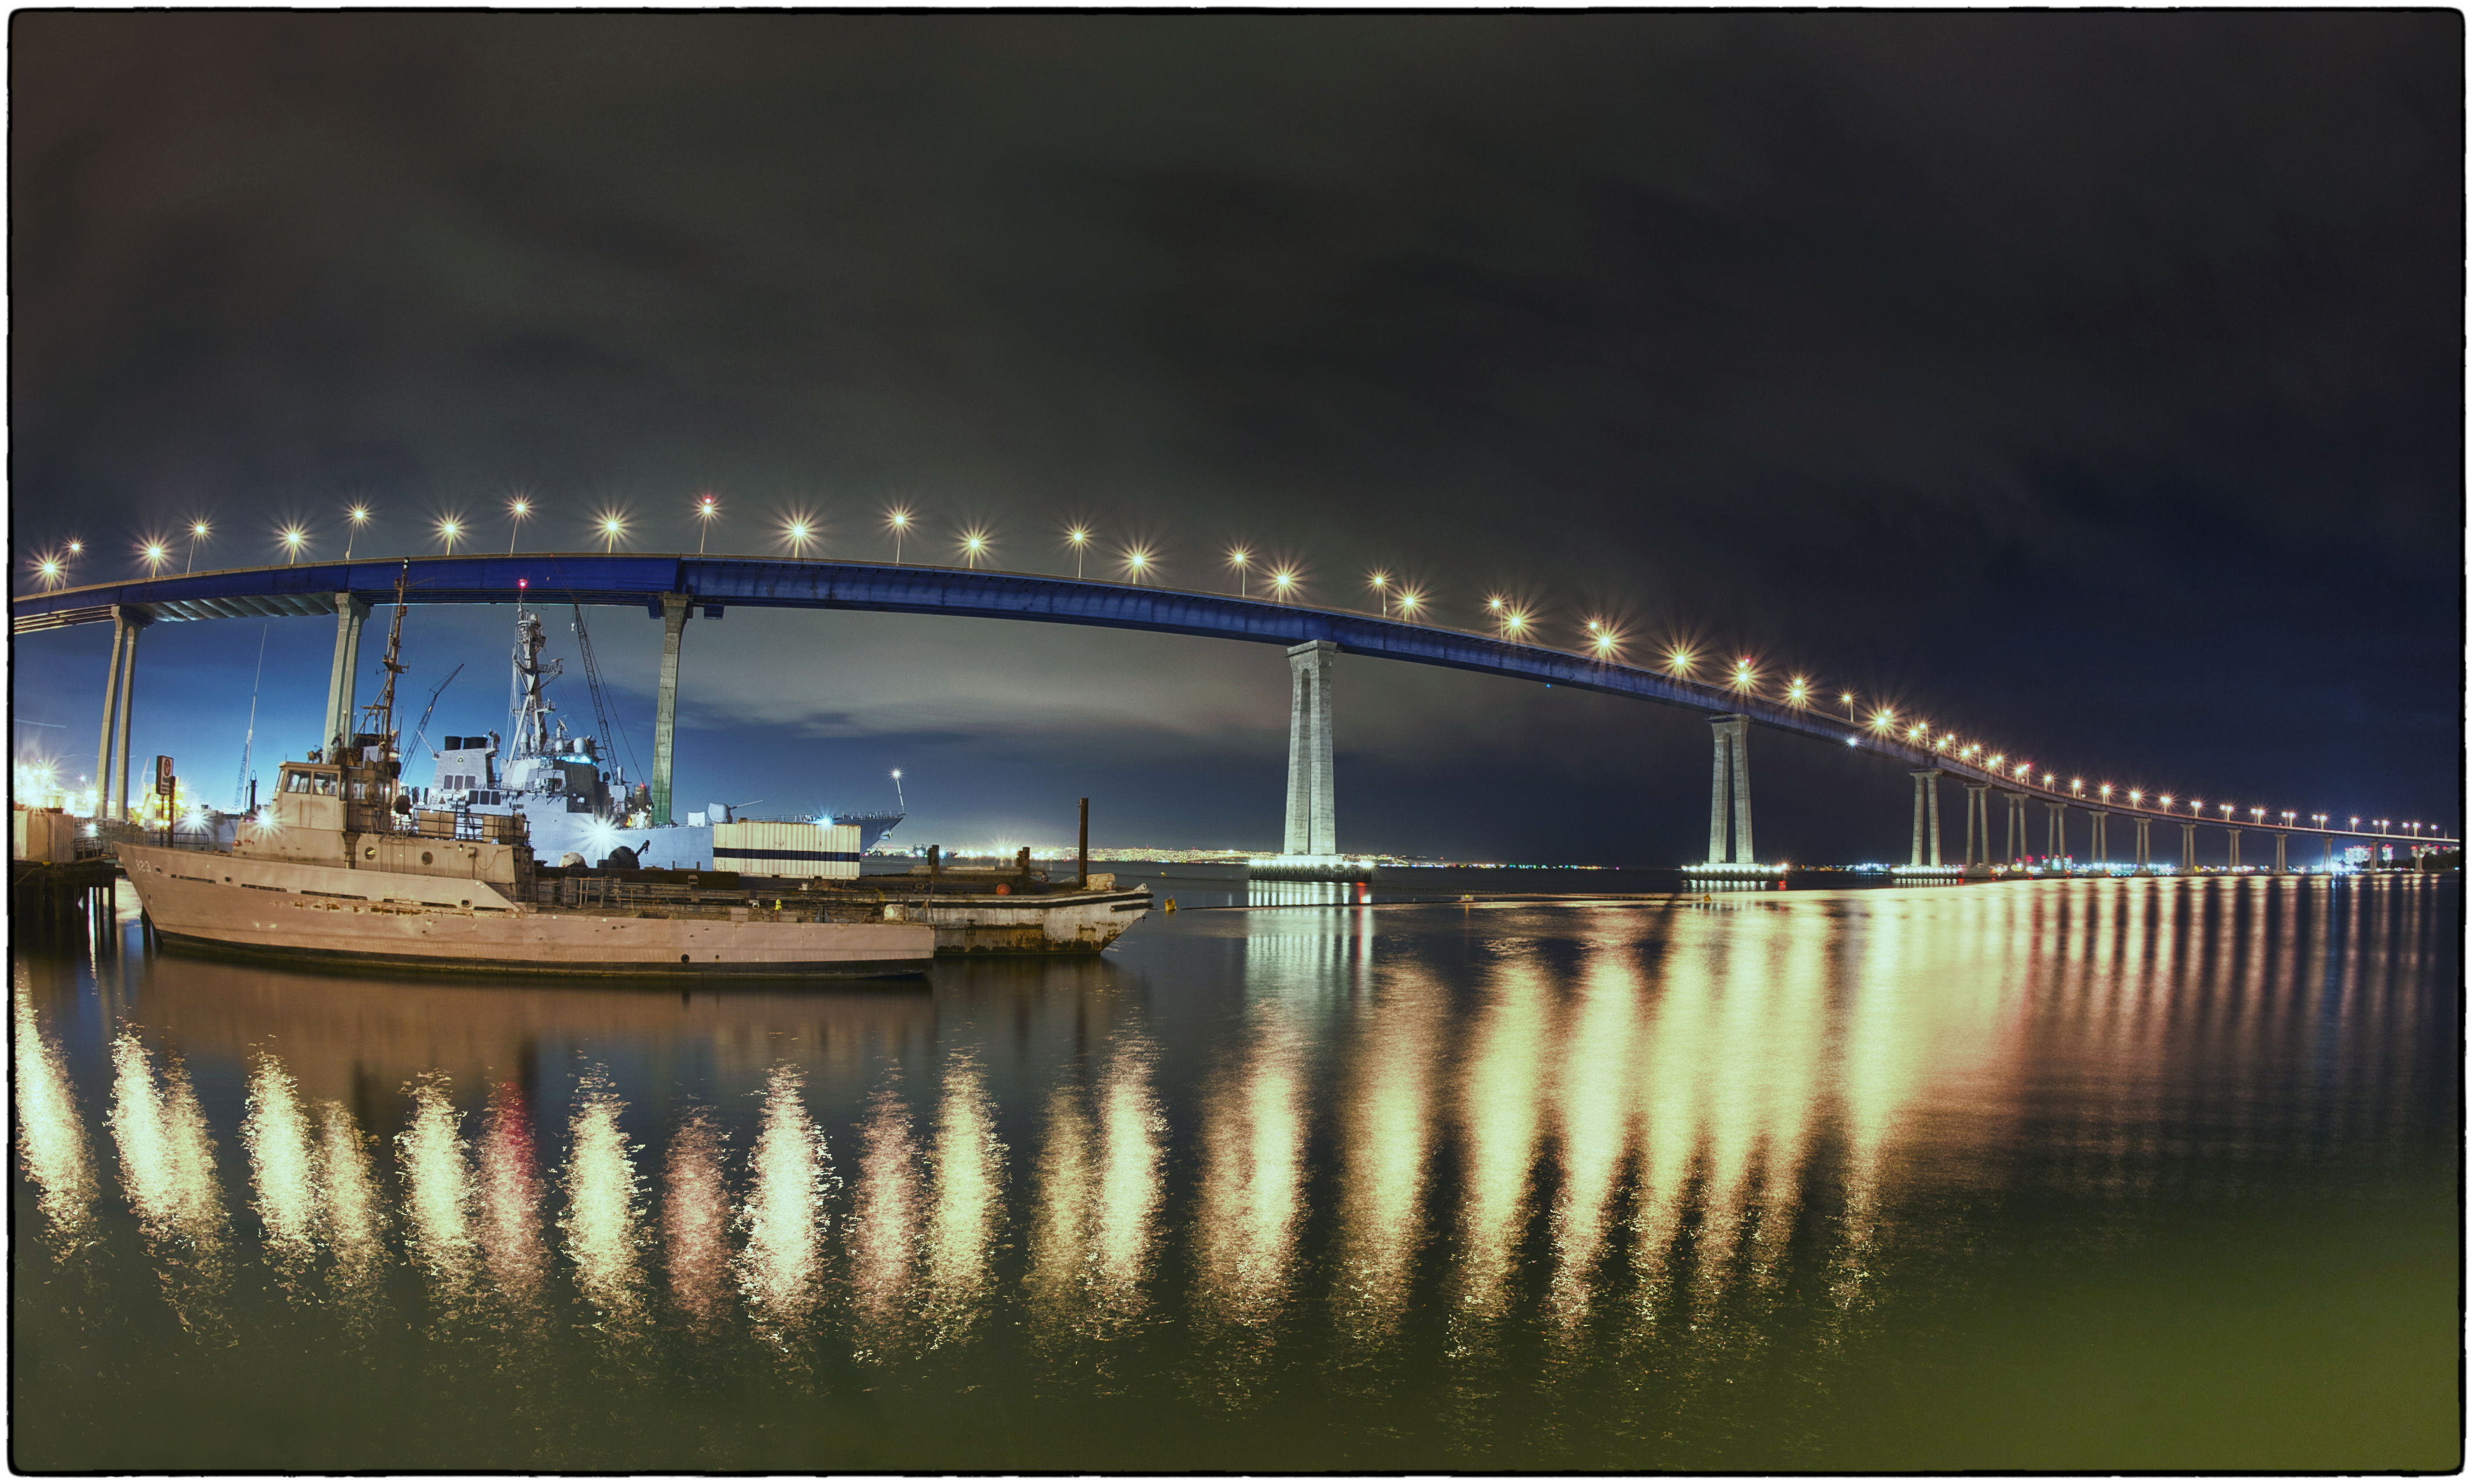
[13,553,2380,850]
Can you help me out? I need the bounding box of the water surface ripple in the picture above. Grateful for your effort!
[12,876,2457,1470]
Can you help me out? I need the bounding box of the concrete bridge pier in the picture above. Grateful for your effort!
[1705,715,1752,864]
[1910,768,1942,868]
[324,592,371,750]
[2181,821,2197,872]
[1283,641,1339,855]
[1962,783,1992,878]
[2088,808,2110,868]
[2273,832,2289,875]
[2227,828,2243,872]
[2003,791,2029,868]
[2045,800,2066,865]
[652,595,693,827]
[2133,816,2153,875]
[93,605,151,821]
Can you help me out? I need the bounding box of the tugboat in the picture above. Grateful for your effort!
[116,566,934,980]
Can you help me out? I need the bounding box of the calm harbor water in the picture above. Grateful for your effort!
[12,874,2458,1471]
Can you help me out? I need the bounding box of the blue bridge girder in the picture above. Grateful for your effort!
[8,552,2405,842]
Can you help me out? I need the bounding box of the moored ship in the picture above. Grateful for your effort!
[409,606,904,872]
[120,568,1152,970]
[119,567,934,979]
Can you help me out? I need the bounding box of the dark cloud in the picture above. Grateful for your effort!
[11,12,2459,860]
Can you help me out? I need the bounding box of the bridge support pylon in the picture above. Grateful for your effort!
[324,592,371,752]
[652,594,692,826]
[2272,832,2288,875]
[2046,800,2067,868]
[1282,641,1339,856]
[1909,768,1943,868]
[2002,791,2030,869]
[1962,783,1992,878]
[1705,715,1753,864]
[2181,821,2197,872]
[2133,816,2153,875]
[94,605,151,821]
[2088,808,2110,869]
[2226,828,2242,872]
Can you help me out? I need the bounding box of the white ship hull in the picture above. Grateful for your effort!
[120,844,933,980]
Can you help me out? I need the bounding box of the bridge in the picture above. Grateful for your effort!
[13,553,2447,875]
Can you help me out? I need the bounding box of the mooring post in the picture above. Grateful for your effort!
[1078,797,1090,888]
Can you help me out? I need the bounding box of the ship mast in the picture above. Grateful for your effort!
[349,562,413,821]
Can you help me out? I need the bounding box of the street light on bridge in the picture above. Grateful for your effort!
[782,517,815,557]
[1669,647,1694,677]
[344,506,371,560]
[185,520,210,574]
[1731,658,1757,692]
[959,529,991,569]
[1786,676,1810,707]
[885,507,912,565]
[278,528,306,565]
[598,512,628,554]
[1227,548,1251,597]
[140,539,170,576]
[1122,546,1154,584]
[1841,692,1855,722]
[695,495,720,553]
[436,516,464,555]
[1397,588,1424,620]
[507,497,532,553]
[1065,526,1092,578]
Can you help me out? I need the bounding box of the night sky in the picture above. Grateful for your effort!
[11,12,2461,863]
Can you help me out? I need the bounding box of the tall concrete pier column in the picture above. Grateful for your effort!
[2181,821,2197,871]
[1704,715,1752,864]
[2133,816,2153,875]
[324,592,371,750]
[93,618,129,819]
[2003,792,2030,866]
[2272,832,2288,875]
[1963,784,1992,877]
[2046,801,2066,864]
[2226,828,2242,872]
[107,606,150,822]
[1283,640,1339,855]
[1910,769,1942,867]
[652,594,693,826]
[2088,810,2109,866]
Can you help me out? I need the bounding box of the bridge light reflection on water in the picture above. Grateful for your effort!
[10,875,2458,1470]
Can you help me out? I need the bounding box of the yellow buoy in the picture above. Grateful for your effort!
[1165,897,1177,913]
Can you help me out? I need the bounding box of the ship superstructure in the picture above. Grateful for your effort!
[414,605,903,869]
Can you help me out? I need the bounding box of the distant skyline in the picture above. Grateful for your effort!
[12,12,2459,862]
